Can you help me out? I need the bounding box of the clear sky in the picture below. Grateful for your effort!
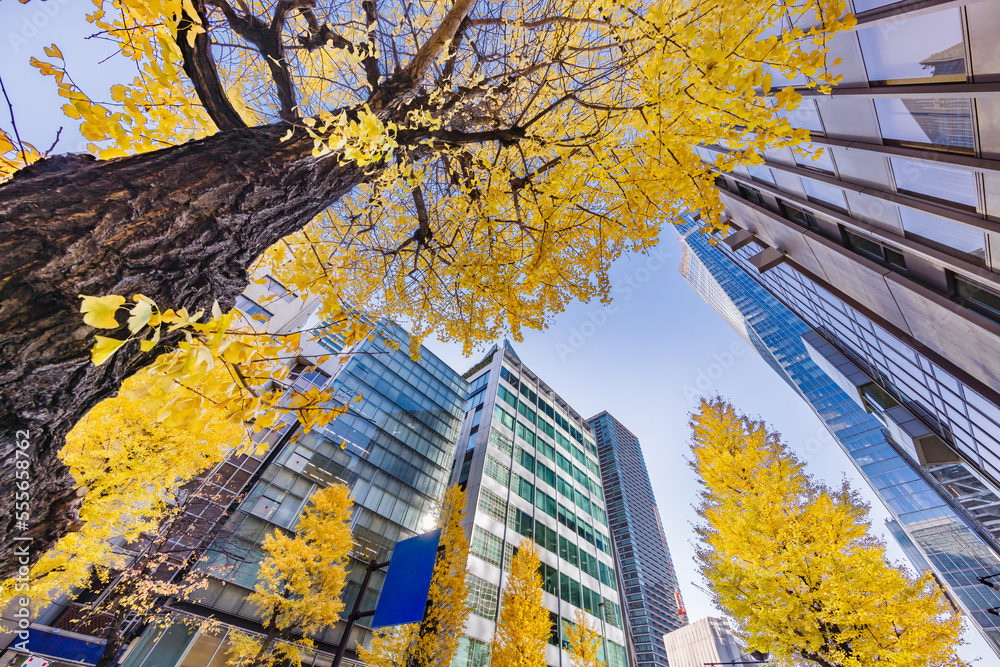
[0,2,989,661]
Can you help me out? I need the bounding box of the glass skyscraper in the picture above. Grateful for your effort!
[676,215,1000,656]
[450,342,628,667]
[43,273,471,667]
[587,412,685,667]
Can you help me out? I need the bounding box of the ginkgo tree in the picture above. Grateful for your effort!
[359,484,471,667]
[229,482,354,667]
[690,398,965,667]
[565,610,605,667]
[0,378,245,667]
[0,0,854,572]
[491,540,551,667]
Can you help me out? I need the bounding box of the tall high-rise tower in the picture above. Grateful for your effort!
[451,342,629,667]
[677,213,1000,656]
[587,412,686,667]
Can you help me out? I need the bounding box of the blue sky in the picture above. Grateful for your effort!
[0,2,989,660]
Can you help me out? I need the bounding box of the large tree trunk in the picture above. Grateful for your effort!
[0,123,375,577]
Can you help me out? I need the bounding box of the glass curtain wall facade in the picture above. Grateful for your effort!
[587,412,686,667]
[697,0,1000,504]
[677,214,1000,655]
[450,342,628,667]
[111,307,468,667]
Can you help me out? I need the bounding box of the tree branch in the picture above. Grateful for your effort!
[177,0,248,130]
[370,0,478,110]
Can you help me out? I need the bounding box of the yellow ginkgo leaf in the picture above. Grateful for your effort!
[128,298,153,333]
[91,335,127,365]
[79,294,126,329]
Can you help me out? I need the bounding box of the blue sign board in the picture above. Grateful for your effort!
[16,628,106,665]
[371,528,441,629]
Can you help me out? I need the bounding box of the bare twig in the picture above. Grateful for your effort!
[43,127,64,158]
[0,74,27,164]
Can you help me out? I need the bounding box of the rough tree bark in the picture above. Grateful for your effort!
[0,124,374,578]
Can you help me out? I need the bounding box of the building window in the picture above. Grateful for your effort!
[801,178,847,211]
[775,98,824,135]
[235,295,272,323]
[747,164,775,184]
[265,276,297,303]
[778,200,819,232]
[512,474,534,504]
[889,157,977,210]
[874,98,974,154]
[485,456,511,488]
[951,274,1000,326]
[736,183,763,206]
[857,9,966,85]
[859,382,901,415]
[467,574,499,619]
[489,426,513,457]
[540,562,559,596]
[289,362,330,391]
[452,637,491,667]
[478,488,508,523]
[471,527,504,567]
[898,208,986,265]
[792,147,836,174]
[842,229,907,271]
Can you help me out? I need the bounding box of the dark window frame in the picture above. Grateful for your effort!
[841,227,907,272]
[949,272,1000,327]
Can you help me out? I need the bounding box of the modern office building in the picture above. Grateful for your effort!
[677,215,1000,655]
[1,278,469,667]
[587,412,686,667]
[451,342,629,667]
[696,0,1000,511]
[662,618,762,667]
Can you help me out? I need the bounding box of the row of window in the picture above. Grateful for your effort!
[499,366,597,455]
[498,384,602,479]
[724,179,1000,328]
[724,155,992,271]
[492,412,609,526]
[505,503,618,589]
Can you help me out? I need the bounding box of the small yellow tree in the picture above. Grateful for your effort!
[691,398,965,667]
[231,483,354,667]
[358,623,419,667]
[565,610,605,667]
[491,540,550,667]
[412,484,473,667]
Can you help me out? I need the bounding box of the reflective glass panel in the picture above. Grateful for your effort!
[793,146,836,173]
[874,98,974,151]
[801,178,847,210]
[857,10,965,83]
[776,98,824,134]
[889,157,977,208]
[898,207,986,260]
[747,164,775,184]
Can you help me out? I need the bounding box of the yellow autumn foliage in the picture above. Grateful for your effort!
[0,375,242,608]
[412,485,473,667]
[232,483,354,667]
[565,609,605,667]
[358,623,419,667]
[23,0,855,437]
[491,540,550,667]
[690,398,965,667]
